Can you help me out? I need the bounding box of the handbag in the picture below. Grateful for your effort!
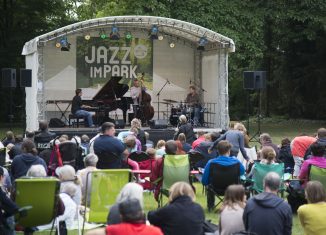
[203,220,219,233]
[48,144,63,176]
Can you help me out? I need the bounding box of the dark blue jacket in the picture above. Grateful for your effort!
[148,196,205,235]
[11,153,47,179]
[243,192,292,235]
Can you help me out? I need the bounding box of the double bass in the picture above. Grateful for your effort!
[137,73,154,122]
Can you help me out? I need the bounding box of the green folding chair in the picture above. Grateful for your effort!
[82,169,131,234]
[309,165,326,189]
[158,154,190,207]
[250,163,285,196]
[14,177,60,232]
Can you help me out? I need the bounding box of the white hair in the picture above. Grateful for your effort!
[61,181,77,197]
[56,165,81,185]
[179,115,187,123]
[83,153,98,167]
[116,182,144,208]
[26,164,47,177]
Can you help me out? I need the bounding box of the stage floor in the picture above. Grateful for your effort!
[48,126,221,145]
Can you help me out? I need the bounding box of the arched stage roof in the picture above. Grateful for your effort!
[22,16,234,131]
[23,16,235,55]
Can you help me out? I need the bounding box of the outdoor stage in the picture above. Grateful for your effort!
[48,126,221,145]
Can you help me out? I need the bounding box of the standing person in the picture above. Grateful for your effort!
[174,115,196,144]
[130,79,142,118]
[34,120,56,152]
[93,122,128,168]
[185,85,201,126]
[148,182,205,235]
[298,181,326,235]
[209,123,250,162]
[71,88,94,127]
[219,185,246,235]
[130,118,147,151]
[243,172,292,235]
[291,135,317,178]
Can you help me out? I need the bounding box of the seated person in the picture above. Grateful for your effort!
[34,120,56,152]
[71,88,94,127]
[177,133,192,153]
[202,140,245,211]
[247,146,279,178]
[148,182,204,235]
[155,140,166,157]
[299,142,326,184]
[193,132,220,168]
[278,137,294,173]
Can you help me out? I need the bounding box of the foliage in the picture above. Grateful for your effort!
[1,0,325,122]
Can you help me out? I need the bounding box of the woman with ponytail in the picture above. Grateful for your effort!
[11,139,47,179]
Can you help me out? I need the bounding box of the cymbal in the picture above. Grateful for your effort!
[163,99,178,103]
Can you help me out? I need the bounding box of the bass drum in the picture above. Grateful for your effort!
[169,114,179,126]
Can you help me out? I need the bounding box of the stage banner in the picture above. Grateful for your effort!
[76,36,153,96]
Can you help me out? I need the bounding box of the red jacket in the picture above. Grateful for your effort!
[291,136,316,158]
[106,223,163,235]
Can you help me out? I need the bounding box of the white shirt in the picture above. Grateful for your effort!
[130,86,141,104]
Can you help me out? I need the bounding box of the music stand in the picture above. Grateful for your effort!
[156,80,169,119]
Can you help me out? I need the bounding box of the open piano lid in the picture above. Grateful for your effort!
[93,76,129,100]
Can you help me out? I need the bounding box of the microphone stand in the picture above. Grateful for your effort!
[156,80,169,119]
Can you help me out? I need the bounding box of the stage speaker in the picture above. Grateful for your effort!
[243,71,266,90]
[115,119,125,129]
[150,119,168,129]
[1,68,16,88]
[20,69,32,87]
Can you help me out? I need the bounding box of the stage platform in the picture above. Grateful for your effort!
[48,126,221,145]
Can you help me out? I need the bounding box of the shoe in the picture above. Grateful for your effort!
[90,125,96,128]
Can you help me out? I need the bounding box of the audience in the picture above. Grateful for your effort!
[291,134,316,178]
[0,167,19,235]
[219,184,246,235]
[175,140,186,155]
[76,153,98,205]
[243,172,292,235]
[2,131,15,147]
[107,182,143,225]
[299,142,326,184]
[56,165,82,205]
[87,199,163,235]
[304,128,326,159]
[278,137,294,173]
[26,164,47,177]
[155,140,166,157]
[11,139,47,179]
[192,131,206,149]
[177,133,192,153]
[298,181,326,235]
[258,133,280,159]
[202,140,245,211]
[173,115,196,144]
[148,182,205,235]
[210,123,250,161]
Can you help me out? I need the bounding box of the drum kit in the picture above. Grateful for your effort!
[162,99,203,126]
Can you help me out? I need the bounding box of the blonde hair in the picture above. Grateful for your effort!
[169,182,195,202]
[156,140,166,149]
[124,135,136,148]
[220,184,246,212]
[261,146,276,164]
[234,123,247,133]
[131,118,142,129]
[179,115,187,123]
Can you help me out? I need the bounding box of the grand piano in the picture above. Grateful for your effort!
[83,76,133,124]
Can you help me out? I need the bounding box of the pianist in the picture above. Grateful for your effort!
[71,89,95,127]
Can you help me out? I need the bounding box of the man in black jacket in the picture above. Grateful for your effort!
[243,172,292,235]
[173,115,195,144]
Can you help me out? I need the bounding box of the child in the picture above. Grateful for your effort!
[219,184,246,235]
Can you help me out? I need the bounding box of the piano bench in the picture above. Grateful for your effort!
[68,114,84,128]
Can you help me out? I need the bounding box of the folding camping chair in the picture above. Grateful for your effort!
[128,151,153,189]
[82,169,131,234]
[249,163,285,197]
[309,165,326,190]
[206,162,241,210]
[156,154,190,207]
[14,177,60,234]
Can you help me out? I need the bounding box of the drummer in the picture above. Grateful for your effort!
[185,85,201,126]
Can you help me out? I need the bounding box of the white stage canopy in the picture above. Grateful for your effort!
[22,16,235,131]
